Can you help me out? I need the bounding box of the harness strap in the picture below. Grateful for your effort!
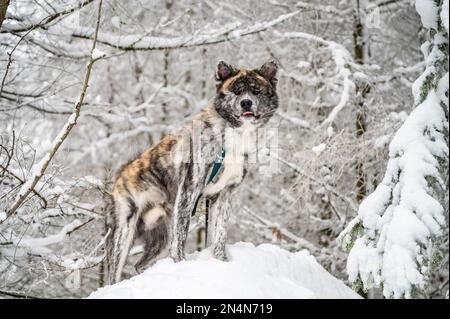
[205,198,210,248]
[191,148,225,217]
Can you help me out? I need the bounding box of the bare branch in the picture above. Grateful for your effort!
[0,28,33,96]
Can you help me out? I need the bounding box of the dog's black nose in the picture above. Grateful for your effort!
[240,99,253,110]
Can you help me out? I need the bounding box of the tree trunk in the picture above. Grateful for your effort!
[352,0,369,299]
[0,0,10,29]
[353,0,369,204]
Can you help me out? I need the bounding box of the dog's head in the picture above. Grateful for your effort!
[213,60,279,128]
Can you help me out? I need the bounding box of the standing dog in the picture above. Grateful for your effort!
[105,60,279,284]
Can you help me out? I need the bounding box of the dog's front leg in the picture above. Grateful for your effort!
[208,191,233,261]
[170,174,200,262]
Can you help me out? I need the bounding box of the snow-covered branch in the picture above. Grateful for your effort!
[72,11,299,51]
[275,31,355,130]
[2,0,104,223]
[12,219,88,251]
[0,0,95,33]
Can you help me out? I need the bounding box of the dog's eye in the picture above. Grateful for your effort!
[233,88,242,95]
[253,88,261,95]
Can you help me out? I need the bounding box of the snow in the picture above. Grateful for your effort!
[346,89,447,298]
[415,0,438,30]
[442,0,449,33]
[321,42,354,127]
[17,219,83,248]
[296,61,311,69]
[13,111,79,203]
[1,219,86,262]
[327,126,335,138]
[92,48,106,60]
[312,143,326,156]
[374,135,391,149]
[82,175,104,187]
[111,16,121,29]
[0,211,6,222]
[347,238,382,288]
[88,242,360,299]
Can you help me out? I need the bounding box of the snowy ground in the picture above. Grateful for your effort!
[89,242,360,299]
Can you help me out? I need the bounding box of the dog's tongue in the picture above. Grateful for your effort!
[242,111,254,116]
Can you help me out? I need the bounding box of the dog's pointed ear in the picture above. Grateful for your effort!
[259,60,279,82]
[216,61,236,82]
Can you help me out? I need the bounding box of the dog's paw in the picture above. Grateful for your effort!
[171,254,185,263]
[213,250,229,262]
[134,264,144,275]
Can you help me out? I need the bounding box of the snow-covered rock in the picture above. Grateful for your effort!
[89,242,360,299]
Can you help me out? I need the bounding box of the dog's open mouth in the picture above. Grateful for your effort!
[241,111,255,117]
[239,112,261,121]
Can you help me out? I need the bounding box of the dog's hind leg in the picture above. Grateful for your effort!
[107,196,140,284]
[134,204,169,273]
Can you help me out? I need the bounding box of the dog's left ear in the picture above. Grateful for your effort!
[258,60,279,83]
[216,61,236,82]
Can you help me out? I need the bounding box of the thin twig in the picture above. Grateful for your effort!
[0,28,33,95]
[0,164,47,208]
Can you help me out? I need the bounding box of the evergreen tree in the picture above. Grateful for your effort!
[340,0,449,298]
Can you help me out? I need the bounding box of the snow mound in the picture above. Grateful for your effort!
[89,242,360,299]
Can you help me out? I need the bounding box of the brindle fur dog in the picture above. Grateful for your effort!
[105,60,279,284]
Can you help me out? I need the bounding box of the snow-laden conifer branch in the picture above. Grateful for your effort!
[2,0,104,224]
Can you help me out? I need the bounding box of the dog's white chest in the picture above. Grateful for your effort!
[203,123,256,196]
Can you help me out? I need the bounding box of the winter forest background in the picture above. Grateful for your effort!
[0,0,448,299]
